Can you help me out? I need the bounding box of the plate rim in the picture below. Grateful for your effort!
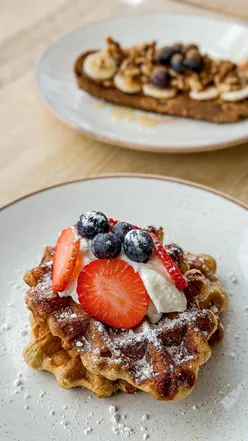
[1,173,248,212]
[35,11,248,154]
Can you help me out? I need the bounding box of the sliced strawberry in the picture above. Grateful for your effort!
[149,232,188,291]
[77,259,149,329]
[52,228,80,292]
[108,218,119,231]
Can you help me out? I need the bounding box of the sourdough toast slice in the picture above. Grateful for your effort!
[74,51,248,123]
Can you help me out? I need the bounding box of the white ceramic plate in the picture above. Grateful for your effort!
[1,175,248,441]
[36,13,248,153]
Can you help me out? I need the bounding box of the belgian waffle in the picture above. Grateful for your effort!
[23,239,228,401]
[24,314,136,397]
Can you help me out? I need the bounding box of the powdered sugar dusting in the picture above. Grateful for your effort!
[83,309,211,384]
[34,258,212,387]
[70,225,81,243]
[166,343,194,365]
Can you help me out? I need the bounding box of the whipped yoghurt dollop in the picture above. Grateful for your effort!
[59,234,187,324]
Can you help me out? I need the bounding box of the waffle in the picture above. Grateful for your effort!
[24,314,136,397]
[23,241,228,401]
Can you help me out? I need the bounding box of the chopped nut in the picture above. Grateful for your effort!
[141,75,149,84]
[217,83,232,94]
[187,76,203,92]
[140,63,153,76]
[224,73,240,85]
[146,47,155,61]
[171,75,188,91]
[126,67,140,77]
[214,60,236,84]
[105,36,126,64]
[135,56,146,65]
[115,40,157,82]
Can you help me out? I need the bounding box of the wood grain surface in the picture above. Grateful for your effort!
[0,0,248,208]
[177,0,248,21]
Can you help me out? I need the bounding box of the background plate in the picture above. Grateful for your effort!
[36,13,248,153]
[1,175,248,440]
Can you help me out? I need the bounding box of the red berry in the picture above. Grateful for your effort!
[76,259,149,329]
[52,228,80,292]
[108,218,119,231]
[149,232,188,291]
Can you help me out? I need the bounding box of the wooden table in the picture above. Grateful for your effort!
[1,0,248,208]
[179,0,248,21]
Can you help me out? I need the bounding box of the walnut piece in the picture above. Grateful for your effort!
[105,36,126,65]
[117,41,156,83]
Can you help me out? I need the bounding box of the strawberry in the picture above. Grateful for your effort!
[108,218,119,231]
[109,219,187,291]
[52,227,80,292]
[76,259,149,329]
[149,232,188,291]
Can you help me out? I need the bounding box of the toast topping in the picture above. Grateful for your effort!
[83,37,248,102]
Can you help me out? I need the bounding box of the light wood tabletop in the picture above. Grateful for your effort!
[1,0,248,208]
[179,0,248,21]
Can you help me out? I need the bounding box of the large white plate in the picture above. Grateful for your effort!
[36,13,248,153]
[0,175,248,441]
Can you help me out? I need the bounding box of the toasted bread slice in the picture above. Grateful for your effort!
[74,51,248,123]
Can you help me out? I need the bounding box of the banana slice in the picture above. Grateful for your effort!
[114,74,142,94]
[142,84,177,100]
[189,87,219,101]
[221,87,248,102]
[83,51,117,81]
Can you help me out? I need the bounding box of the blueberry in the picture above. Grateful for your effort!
[170,53,184,73]
[156,44,184,65]
[124,230,154,263]
[183,44,199,54]
[150,68,171,88]
[112,222,134,242]
[172,43,184,53]
[155,46,176,64]
[184,50,203,73]
[77,211,109,239]
[91,232,121,259]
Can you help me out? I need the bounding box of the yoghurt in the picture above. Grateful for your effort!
[59,233,187,324]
